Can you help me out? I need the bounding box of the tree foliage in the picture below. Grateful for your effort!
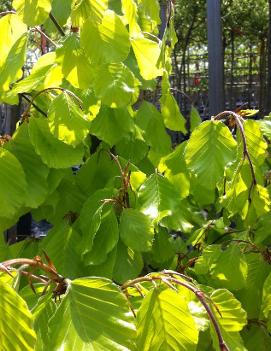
[0,1,271,350]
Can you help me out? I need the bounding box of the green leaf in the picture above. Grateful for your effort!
[71,0,108,26]
[138,0,160,34]
[242,324,271,351]
[136,101,171,157]
[41,220,82,278]
[137,288,198,350]
[0,14,27,93]
[185,120,237,190]
[82,207,119,265]
[131,35,162,80]
[0,148,27,218]
[194,244,248,291]
[56,34,94,89]
[32,294,56,350]
[243,120,267,166]
[79,188,114,253]
[113,240,143,283]
[120,208,154,252]
[13,0,52,26]
[259,119,271,141]
[5,123,49,208]
[190,106,202,132]
[158,142,190,199]
[0,280,36,350]
[144,226,175,268]
[76,149,118,195]
[48,93,90,146]
[0,34,27,92]
[69,277,136,348]
[11,52,63,94]
[121,0,140,34]
[261,272,271,319]
[138,173,181,220]
[28,118,84,168]
[90,106,135,146]
[81,9,130,64]
[210,289,247,332]
[160,73,186,132]
[93,62,140,108]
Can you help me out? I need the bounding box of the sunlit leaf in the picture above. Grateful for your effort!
[93,63,140,108]
[13,0,52,26]
[0,280,36,351]
[185,121,237,190]
[137,288,198,350]
[81,9,130,64]
[120,208,154,252]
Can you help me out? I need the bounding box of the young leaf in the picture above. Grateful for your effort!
[48,93,90,146]
[190,106,202,132]
[41,220,82,278]
[113,240,143,283]
[0,280,36,350]
[137,288,199,350]
[28,118,85,168]
[81,9,130,64]
[120,208,154,252]
[56,34,94,89]
[93,63,140,108]
[13,0,52,26]
[243,120,267,166]
[83,207,119,265]
[138,173,181,220]
[79,188,114,253]
[69,277,136,349]
[5,123,49,208]
[185,120,237,190]
[131,35,162,80]
[160,73,186,132]
[0,148,27,218]
[71,0,108,27]
[90,106,135,146]
[210,289,247,332]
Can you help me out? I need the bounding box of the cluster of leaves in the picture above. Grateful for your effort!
[0,0,271,350]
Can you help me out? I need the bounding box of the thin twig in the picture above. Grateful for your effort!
[49,13,65,37]
[20,93,47,117]
[1,258,62,282]
[0,10,16,17]
[23,87,83,117]
[32,27,57,47]
[170,87,193,104]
